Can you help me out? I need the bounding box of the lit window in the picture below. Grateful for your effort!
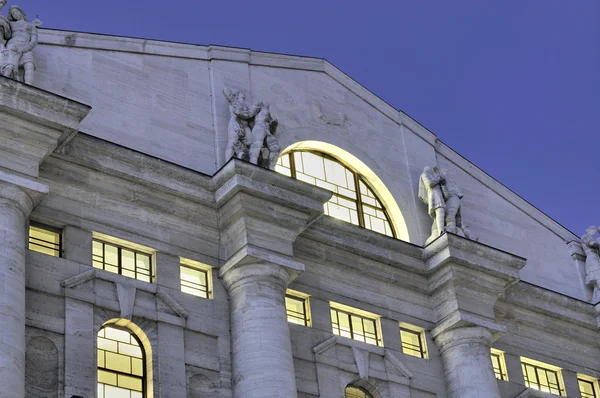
[491,349,508,381]
[28,223,61,257]
[345,386,373,398]
[330,303,381,346]
[97,325,145,398]
[285,290,310,326]
[276,151,395,237]
[400,324,427,359]
[579,375,599,398]
[521,357,565,396]
[180,258,212,299]
[92,237,153,283]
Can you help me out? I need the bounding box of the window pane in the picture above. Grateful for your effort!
[29,225,61,257]
[285,295,307,326]
[579,379,597,398]
[180,265,209,298]
[98,326,145,398]
[275,151,396,237]
[401,328,425,358]
[93,239,153,283]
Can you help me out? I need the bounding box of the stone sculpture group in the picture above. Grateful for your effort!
[419,165,478,244]
[0,1,38,84]
[224,88,281,170]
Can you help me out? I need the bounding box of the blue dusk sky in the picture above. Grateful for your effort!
[13,0,599,236]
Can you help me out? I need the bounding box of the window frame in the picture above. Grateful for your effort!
[92,238,154,283]
[490,348,508,381]
[578,375,600,398]
[180,258,213,299]
[520,357,565,396]
[399,323,428,359]
[285,289,311,327]
[277,150,396,238]
[97,325,146,398]
[28,222,62,257]
[330,303,382,347]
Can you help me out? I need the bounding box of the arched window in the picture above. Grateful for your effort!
[276,150,395,237]
[345,386,373,398]
[97,325,146,398]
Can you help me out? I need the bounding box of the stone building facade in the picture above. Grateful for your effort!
[0,27,598,398]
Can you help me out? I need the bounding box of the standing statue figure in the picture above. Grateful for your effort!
[419,165,478,244]
[223,88,260,162]
[1,5,37,84]
[223,89,282,170]
[581,226,600,288]
[251,103,281,170]
[419,166,446,243]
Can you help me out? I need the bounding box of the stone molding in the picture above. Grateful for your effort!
[0,76,90,178]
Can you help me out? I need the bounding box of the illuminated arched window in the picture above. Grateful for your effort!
[345,386,373,398]
[276,151,395,237]
[98,325,146,398]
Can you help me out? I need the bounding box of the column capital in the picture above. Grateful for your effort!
[433,325,493,351]
[212,158,332,261]
[0,171,48,216]
[0,76,91,178]
[220,245,305,291]
[424,233,527,338]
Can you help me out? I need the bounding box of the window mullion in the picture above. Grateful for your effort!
[354,174,365,228]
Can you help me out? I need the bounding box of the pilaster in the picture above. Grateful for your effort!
[424,233,527,398]
[212,159,331,398]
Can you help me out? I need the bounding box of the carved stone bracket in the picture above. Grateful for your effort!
[312,336,413,385]
[61,269,189,324]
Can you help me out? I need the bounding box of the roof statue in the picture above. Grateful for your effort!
[419,165,478,244]
[581,225,600,299]
[223,88,281,170]
[0,2,39,85]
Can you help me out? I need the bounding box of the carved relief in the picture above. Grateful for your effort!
[419,166,478,244]
[223,88,281,170]
[0,2,40,84]
[26,336,59,398]
[311,100,347,127]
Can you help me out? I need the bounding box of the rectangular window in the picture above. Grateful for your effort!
[579,375,599,398]
[180,258,212,299]
[285,290,310,326]
[400,324,427,359]
[92,237,153,283]
[28,223,61,257]
[520,357,565,396]
[330,303,381,347]
[491,349,508,381]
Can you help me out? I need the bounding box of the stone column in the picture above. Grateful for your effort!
[0,182,36,398]
[434,326,500,398]
[212,160,331,398]
[222,260,300,397]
